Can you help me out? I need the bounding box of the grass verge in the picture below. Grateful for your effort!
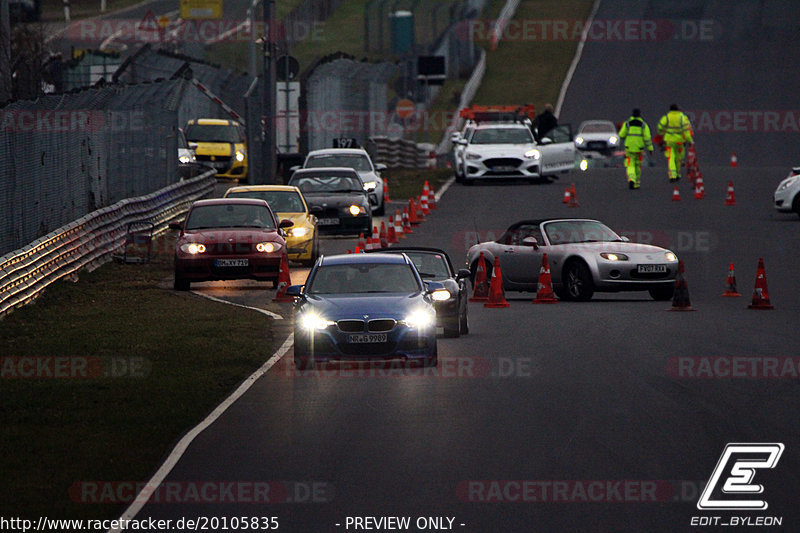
[0,237,279,520]
[383,168,453,202]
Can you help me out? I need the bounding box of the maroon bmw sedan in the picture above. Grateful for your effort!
[170,198,293,291]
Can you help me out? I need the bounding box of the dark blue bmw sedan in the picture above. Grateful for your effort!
[287,253,447,370]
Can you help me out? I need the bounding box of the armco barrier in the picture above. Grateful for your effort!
[368,136,433,169]
[0,170,216,317]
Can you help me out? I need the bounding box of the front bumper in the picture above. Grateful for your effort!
[316,214,372,236]
[294,325,436,363]
[285,234,315,261]
[465,157,540,180]
[774,188,795,212]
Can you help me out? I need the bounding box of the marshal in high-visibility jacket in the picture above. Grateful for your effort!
[657,104,694,182]
[618,109,653,189]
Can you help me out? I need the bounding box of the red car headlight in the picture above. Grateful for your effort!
[256,242,281,253]
[180,242,206,254]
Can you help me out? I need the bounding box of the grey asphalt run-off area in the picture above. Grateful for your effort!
[129,2,800,532]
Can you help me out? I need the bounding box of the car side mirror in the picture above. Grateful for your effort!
[168,221,183,231]
[375,163,387,171]
[310,206,323,213]
[620,236,631,242]
[188,142,198,150]
[456,139,467,145]
[289,165,300,172]
[522,236,539,250]
[285,285,304,297]
[279,219,294,228]
[368,193,378,206]
[456,268,471,280]
[539,137,553,145]
[450,132,462,142]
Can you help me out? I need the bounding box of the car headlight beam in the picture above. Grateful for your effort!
[609,136,618,145]
[256,242,280,253]
[299,313,332,330]
[180,242,206,254]
[465,152,481,160]
[600,252,629,261]
[362,181,378,191]
[575,136,585,145]
[290,227,308,238]
[665,252,677,262]
[524,149,541,160]
[778,176,797,191]
[235,150,245,162]
[349,205,365,216]
[404,309,436,329]
[431,289,451,302]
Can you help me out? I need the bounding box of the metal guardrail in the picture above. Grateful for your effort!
[0,170,217,317]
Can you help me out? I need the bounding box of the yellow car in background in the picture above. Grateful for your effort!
[224,185,319,266]
[184,118,247,180]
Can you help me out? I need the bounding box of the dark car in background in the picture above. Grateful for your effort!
[169,198,292,291]
[288,167,373,236]
[287,253,448,369]
[367,247,470,337]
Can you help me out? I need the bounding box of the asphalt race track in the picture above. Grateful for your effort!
[131,2,800,531]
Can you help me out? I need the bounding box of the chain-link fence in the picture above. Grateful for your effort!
[303,54,401,152]
[0,78,184,256]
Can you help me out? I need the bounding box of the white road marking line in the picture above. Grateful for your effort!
[108,332,294,533]
[191,290,284,320]
[555,0,602,117]
[435,176,456,203]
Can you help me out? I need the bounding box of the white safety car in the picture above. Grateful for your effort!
[774,166,800,217]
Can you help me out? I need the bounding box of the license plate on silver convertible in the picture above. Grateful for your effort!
[214,258,249,267]
[348,333,388,343]
[317,218,340,225]
[637,264,667,273]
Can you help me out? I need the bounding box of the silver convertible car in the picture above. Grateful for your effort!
[466,218,679,301]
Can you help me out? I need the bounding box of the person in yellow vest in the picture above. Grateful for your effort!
[618,109,654,189]
[657,104,694,182]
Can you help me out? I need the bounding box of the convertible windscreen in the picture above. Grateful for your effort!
[544,221,621,245]
[308,264,420,294]
[404,253,450,279]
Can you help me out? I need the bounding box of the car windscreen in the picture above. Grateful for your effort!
[403,252,451,279]
[226,190,305,213]
[580,123,615,134]
[184,124,242,143]
[543,220,621,245]
[185,204,275,230]
[307,263,421,294]
[289,175,364,193]
[305,154,372,171]
[470,128,534,144]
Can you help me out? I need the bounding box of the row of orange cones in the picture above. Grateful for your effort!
[469,251,774,310]
[352,180,439,253]
[562,180,738,204]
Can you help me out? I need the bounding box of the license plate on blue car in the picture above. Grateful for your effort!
[348,333,388,343]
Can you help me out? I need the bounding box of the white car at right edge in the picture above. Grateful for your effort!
[774,166,800,217]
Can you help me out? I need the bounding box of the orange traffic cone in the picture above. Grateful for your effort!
[722,262,741,297]
[358,232,366,251]
[730,152,738,167]
[724,181,736,206]
[415,195,427,221]
[748,257,773,310]
[427,182,437,209]
[562,187,571,204]
[469,252,490,302]
[403,206,413,233]
[394,209,405,239]
[387,216,398,244]
[568,183,579,207]
[379,222,388,248]
[273,254,294,302]
[532,253,558,304]
[671,186,681,202]
[668,259,695,311]
[421,182,431,214]
[484,256,510,308]
[382,177,391,203]
[694,173,705,199]
[354,245,363,253]
[408,198,421,225]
